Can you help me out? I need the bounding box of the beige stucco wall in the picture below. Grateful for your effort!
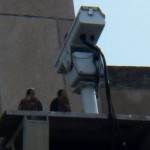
[0,0,83,113]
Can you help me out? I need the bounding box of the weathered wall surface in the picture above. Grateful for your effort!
[100,66,150,115]
[0,0,82,112]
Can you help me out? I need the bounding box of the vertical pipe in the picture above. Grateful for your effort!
[80,86,98,114]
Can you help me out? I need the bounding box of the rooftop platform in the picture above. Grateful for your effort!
[0,111,150,150]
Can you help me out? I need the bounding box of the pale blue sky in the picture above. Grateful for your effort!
[73,0,150,66]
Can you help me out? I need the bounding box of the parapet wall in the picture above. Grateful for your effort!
[100,66,150,115]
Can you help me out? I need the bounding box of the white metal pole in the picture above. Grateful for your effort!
[80,86,98,114]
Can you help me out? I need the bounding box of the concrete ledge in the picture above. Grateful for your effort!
[0,0,75,19]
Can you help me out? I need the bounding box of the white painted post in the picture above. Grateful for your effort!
[23,116,49,150]
[81,86,99,114]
